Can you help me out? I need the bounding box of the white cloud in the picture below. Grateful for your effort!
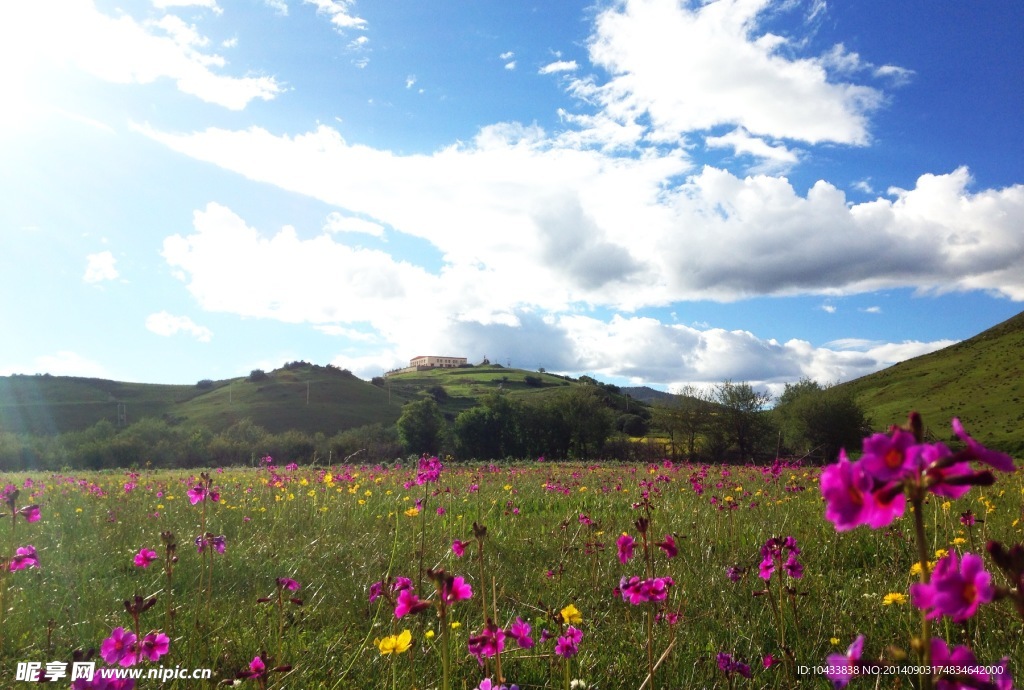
[500,51,515,60]
[874,64,915,87]
[323,212,385,237]
[860,306,882,314]
[405,75,416,89]
[505,61,517,71]
[145,311,213,342]
[539,60,578,74]
[705,127,799,170]
[141,121,1024,308]
[265,0,288,15]
[574,0,886,147]
[304,0,366,30]
[821,304,837,314]
[8,1,282,110]
[152,0,222,14]
[84,251,119,283]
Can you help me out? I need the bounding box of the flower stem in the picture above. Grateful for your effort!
[911,496,933,690]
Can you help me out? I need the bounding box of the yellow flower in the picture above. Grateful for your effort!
[504,484,513,491]
[934,549,948,560]
[882,593,907,606]
[425,630,435,640]
[941,501,951,511]
[404,507,420,517]
[952,537,967,546]
[378,629,412,655]
[910,561,934,576]
[450,621,461,629]
[830,637,840,646]
[560,604,583,625]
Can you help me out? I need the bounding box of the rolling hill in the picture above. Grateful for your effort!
[0,364,408,436]
[836,309,1024,454]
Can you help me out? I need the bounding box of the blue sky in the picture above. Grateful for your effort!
[2,0,1022,395]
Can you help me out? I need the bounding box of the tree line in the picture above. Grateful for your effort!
[0,377,868,471]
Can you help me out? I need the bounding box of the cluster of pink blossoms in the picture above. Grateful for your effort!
[100,627,170,667]
[821,417,1015,532]
[618,575,674,605]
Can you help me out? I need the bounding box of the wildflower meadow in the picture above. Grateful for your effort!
[0,414,1021,689]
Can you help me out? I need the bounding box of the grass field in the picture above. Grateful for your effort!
[1,422,1021,689]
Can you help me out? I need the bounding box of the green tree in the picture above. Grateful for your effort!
[560,386,614,459]
[453,393,524,459]
[397,398,446,455]
[652,385,716,460]
[713,380,774,460]
[774,378,869,462]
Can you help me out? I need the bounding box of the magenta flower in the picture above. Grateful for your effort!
[276,577,301,591]
[187,486,206,504]
[820,451,905,531]
[507,616,534,649]
[416,455,443,485]
[100,627,138,667]
[619,576,674,605]
[443,575,473,604]
[860,429,918,481]
[241,655,266,679]
[759,536,802,580]
[9,544,39,571]
[616,533,635,564]
[138,632,170,662]
[452,539,468,558]
[18,504,41,523]
[825,634,865,688]
[655,534,677,559]
[368,581,384,603]
[468,623,506,665]
[717,652,752,679]
[393,576,414,592]
[910,551,994,621]
[134,548,158,568]
[394,588,430,618]
[554,626,582,658]
[952,417,1016,472]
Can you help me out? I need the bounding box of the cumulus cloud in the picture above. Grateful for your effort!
[141,120,1024,307]
[84,251,119,283]
[705,127,799,170]
[571,0,885,147]
[304,0,366,30]
[145,311,213,342]
[8,1,282,110]
[539,60,578,74]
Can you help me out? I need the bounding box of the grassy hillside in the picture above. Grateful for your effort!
[0,365,407,436]
[838,310,1024,454]
[383,365,576,416]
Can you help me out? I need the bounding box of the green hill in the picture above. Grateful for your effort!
[837,310,1024,454]
[0,364,408,436]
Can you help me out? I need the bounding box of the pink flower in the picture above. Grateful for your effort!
[18,504,41,522]
[138,632,170,662]
[100,627,138,667]
[860,429,918,481]
[952,418,1016,472]
[276,577,301,591]
[825,634,865,688]
[443,575,473,604]
[507,616,534,649]
[186,486,206,505]
[820,451,904,531]
[9,544,39,571]
[133,548,158,568]
[656,534,677,559]
[554,626,582,658]
[616,534,635,564]
[368,581,384,603]
[467,623,505,665]
[619,576,674,605]
[394,588,430,618]
[910,551,994,621]
[452,539,468,558]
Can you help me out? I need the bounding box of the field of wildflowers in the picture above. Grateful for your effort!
[0,415,1021,689]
